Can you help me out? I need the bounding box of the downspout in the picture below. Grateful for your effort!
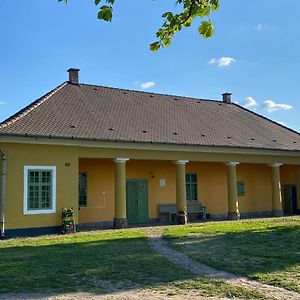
[0,147,6,238]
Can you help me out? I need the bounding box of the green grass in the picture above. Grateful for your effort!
[0,230,188,293]
[154,277,265,299]
[0,229,264,298]
[164,217,300,293]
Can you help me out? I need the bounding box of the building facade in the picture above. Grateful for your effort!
[0,69,300,237]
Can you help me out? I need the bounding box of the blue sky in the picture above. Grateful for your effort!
[0,0,299,132]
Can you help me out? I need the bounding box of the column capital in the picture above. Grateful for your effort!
[269,162,283,168]
[175,160,189,165]
[226,162,239,167]
[114,158,129,163]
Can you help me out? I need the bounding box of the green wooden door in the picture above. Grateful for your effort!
[126,180,148,225]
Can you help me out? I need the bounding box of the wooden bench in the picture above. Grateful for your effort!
[158,204,177,223]
[158,202,206,223]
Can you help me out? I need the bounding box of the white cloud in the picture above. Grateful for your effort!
[0,101,5,105]
[140,81,155,89]
[254,24,264,31]
[209,57,236,67]
[254,24,277,32]
[263,100,293,113]
[242,97,258,108]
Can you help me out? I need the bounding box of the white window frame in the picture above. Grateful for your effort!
[24,166,56,215]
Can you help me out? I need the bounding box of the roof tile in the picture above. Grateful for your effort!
[0,82,299,151]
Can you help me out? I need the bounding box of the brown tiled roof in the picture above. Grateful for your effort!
[0,82,300,151]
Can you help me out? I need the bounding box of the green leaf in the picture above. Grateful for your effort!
[183,18,192,27]
[149,42,161,52]
[98,5,113,22]
[163,38,172,47]
[95,0,101,5]
[198,20,214,38]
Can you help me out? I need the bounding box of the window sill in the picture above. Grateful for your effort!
[24,209,56,215]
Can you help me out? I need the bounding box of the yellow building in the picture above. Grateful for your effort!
[0,68,300,237]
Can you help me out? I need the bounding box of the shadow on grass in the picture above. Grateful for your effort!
[0,233,196,295]
[165,222,300,291]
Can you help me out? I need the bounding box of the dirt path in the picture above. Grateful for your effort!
[143,226,300,300]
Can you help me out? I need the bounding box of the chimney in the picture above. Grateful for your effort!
[222,92,232,104]
[67,68,80,84]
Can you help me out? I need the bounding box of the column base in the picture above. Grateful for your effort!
[177,212,188,225]
[272,210,284,217]
[113,218,128,229]
[228,211,240,220]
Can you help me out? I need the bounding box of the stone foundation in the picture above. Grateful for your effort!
[77,221,113,231]
[113,218,128,229]
[272,209,284,217]
[228,211,241,220]
[177,212,188,225]
[240,211,273,218]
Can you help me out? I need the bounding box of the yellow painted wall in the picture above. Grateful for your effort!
[236,164,273,213]
[187,162,228,215]
[188,163,272,215]
[79,160,230,220]
[3,136,300,165]
[0,143,78,230]
[78,159,115,223]
[78,159,177,221]
[79,160,276,222]
[281,165,296,185]
[77,146,300,165]
[0,140,299,231]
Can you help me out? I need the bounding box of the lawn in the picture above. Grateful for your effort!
[0,229,264,299]
[164,217,300,293]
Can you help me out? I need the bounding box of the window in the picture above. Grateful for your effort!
[237,181,245,197]
[79,172,87,207]
[24,166,56,215]
[186,173,198,202]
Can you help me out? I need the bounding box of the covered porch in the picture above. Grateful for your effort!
[77,157,300,229]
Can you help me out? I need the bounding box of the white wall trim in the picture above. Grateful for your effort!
[23,166,56,215]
